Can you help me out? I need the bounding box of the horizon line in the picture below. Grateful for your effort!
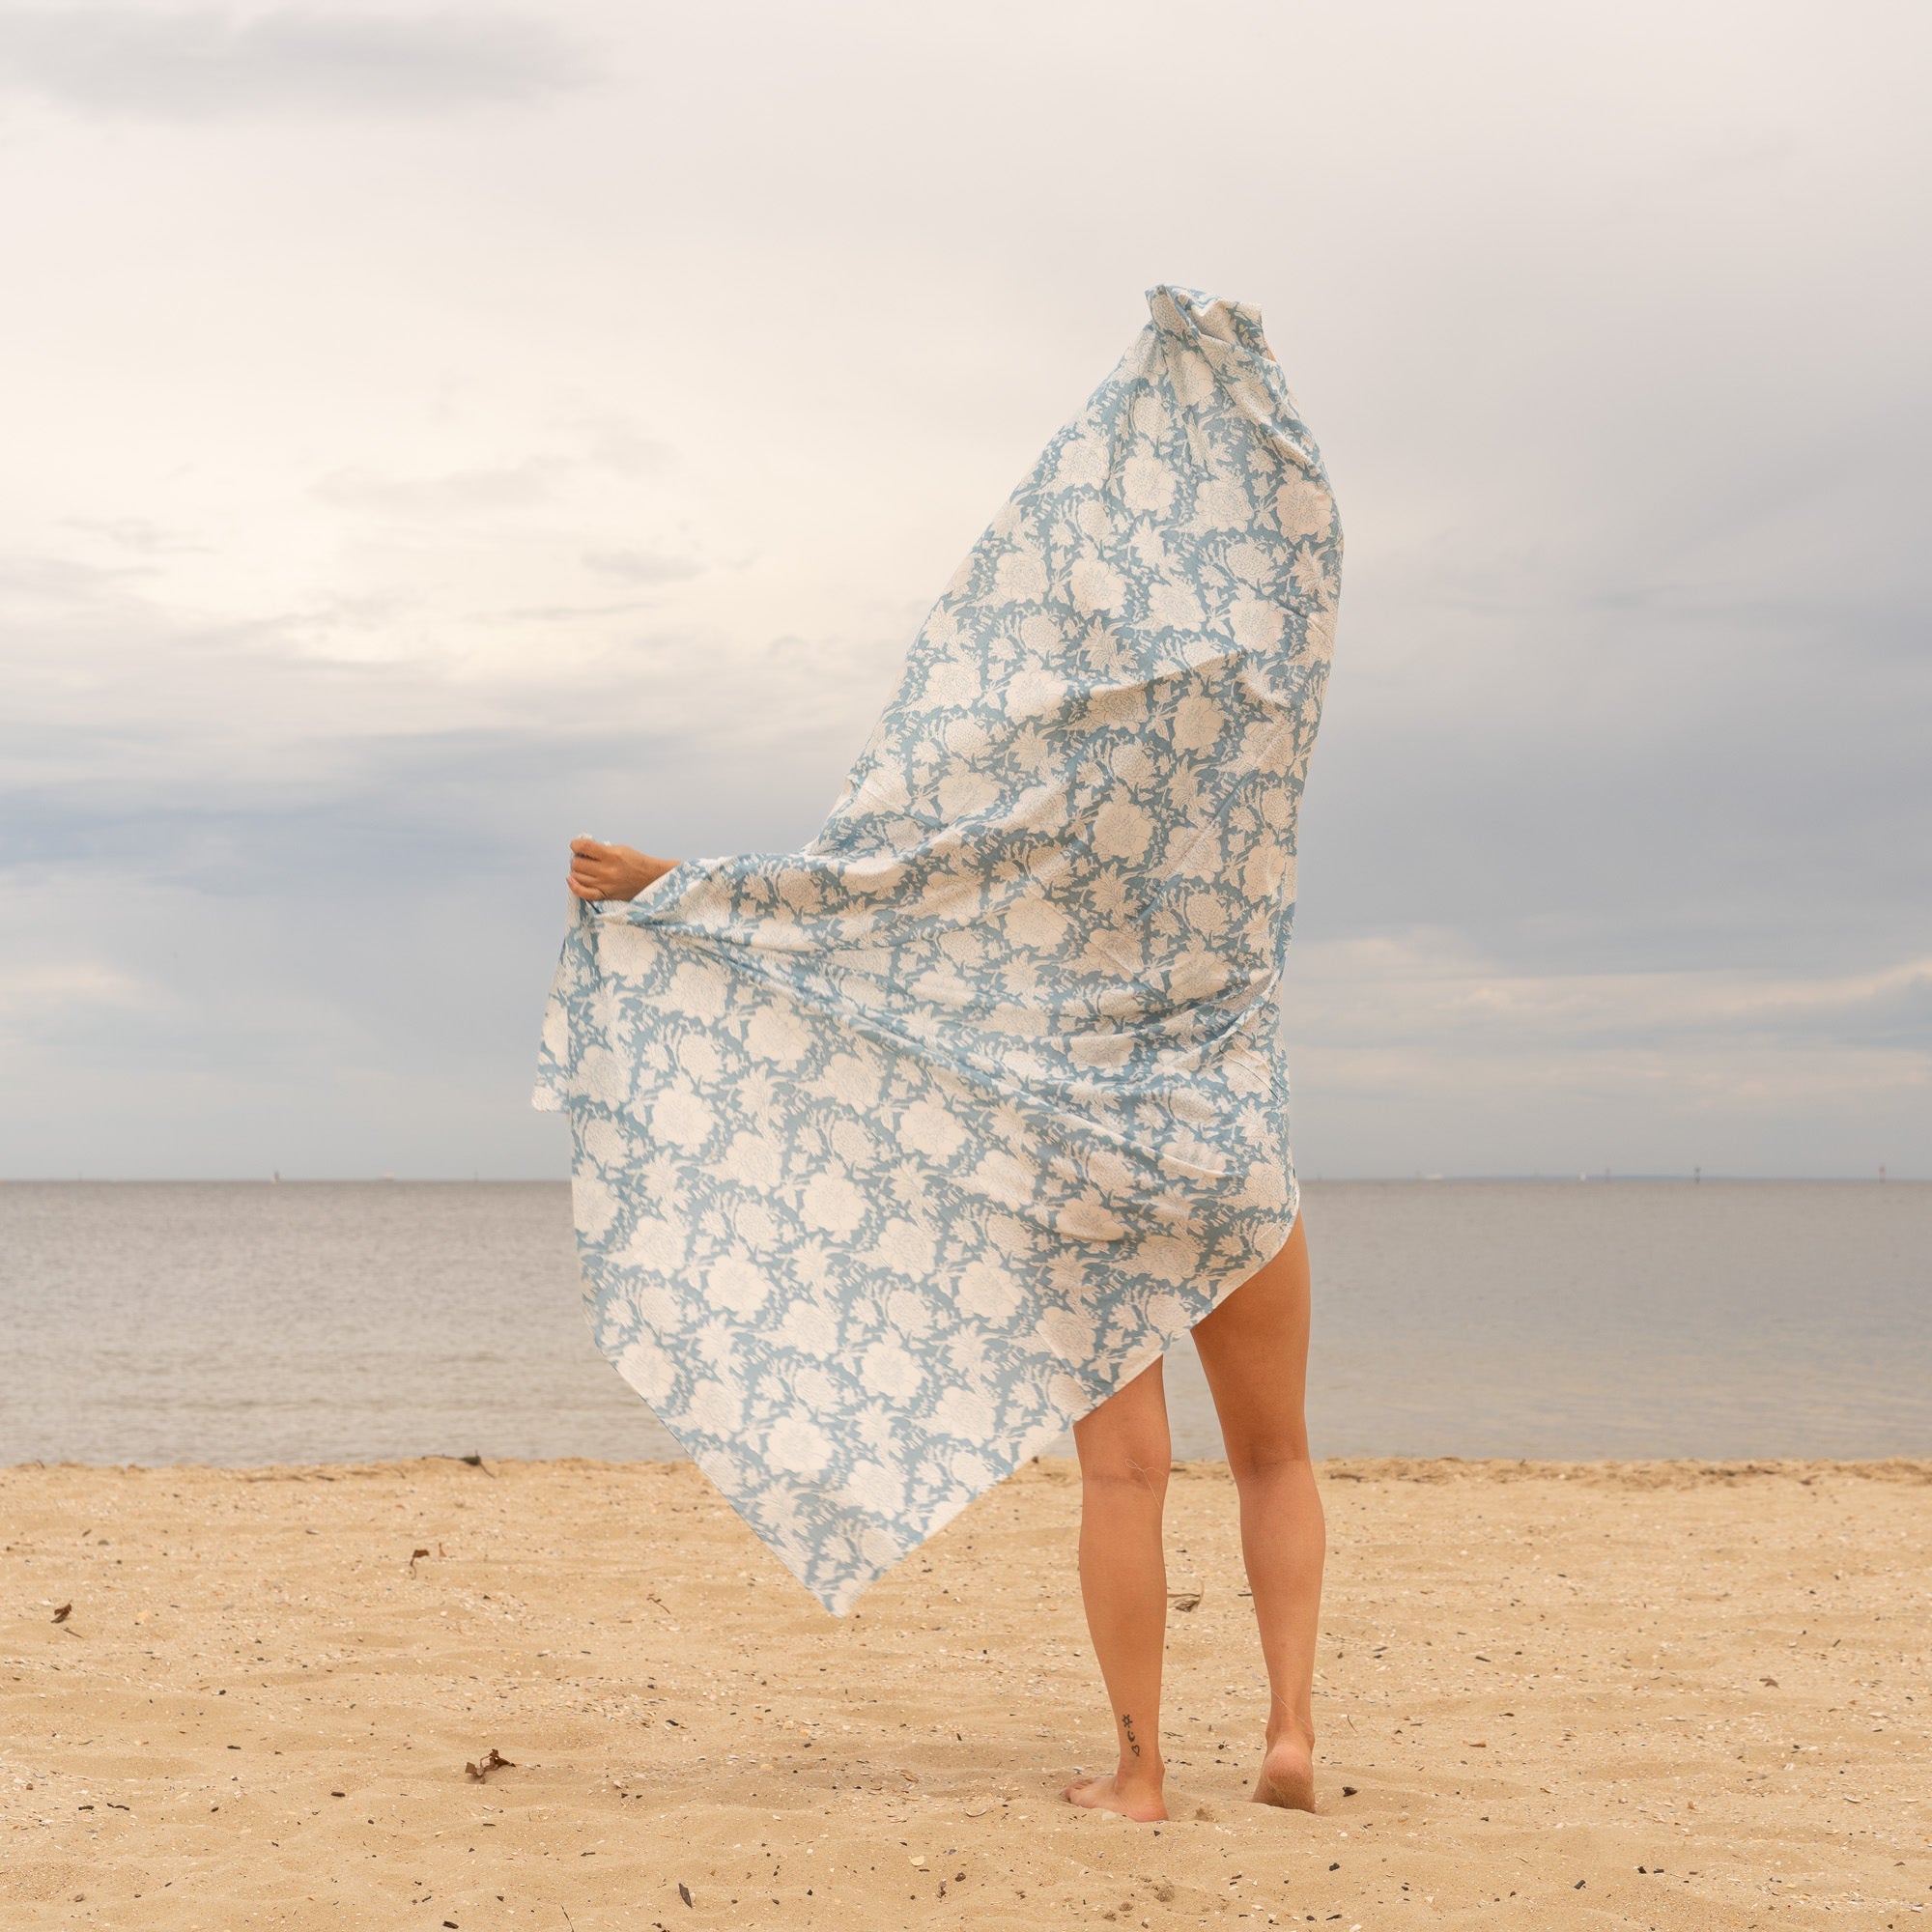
[2,1171,1920,1186]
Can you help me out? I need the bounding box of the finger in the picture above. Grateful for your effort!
[570,837,608,856]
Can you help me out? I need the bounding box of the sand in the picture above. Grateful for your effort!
[2,1456,1927,1929]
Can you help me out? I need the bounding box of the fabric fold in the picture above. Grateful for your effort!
[535,285,1342,1613]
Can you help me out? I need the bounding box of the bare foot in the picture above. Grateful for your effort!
[567,838,678,903]
[1252,1735,1318,1812]
[1064,1771,1168,1823]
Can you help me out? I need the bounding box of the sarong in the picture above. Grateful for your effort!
[535,286,1341,1612]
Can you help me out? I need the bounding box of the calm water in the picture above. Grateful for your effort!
[2,1180,1926,1467]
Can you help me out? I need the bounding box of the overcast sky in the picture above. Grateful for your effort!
[2,0,1927,1179]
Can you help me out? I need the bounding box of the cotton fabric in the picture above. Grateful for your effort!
[534,285,1341,1612]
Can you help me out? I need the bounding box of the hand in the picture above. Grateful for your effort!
[567,838,678,902]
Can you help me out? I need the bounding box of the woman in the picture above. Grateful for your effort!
[540,287,1339,1822]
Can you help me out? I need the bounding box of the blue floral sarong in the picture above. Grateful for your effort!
[535,286,1342,1612]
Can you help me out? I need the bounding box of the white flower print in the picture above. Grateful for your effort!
[993,547,1049,604]
[1121,452,1178,515]
[1068,554,1125,612]
[1052,435,1111,489]
[897,1099,970,1161]
[1001,896,1072,952]
[774,1299,841,1357]
[765,1415,835,1476]
[705,1254,772,1314]
[800,1170,868,1235]
[1148,578,1206,631]
[650,1085,714,1150]
[1092,798,1152,861]
[1227,594,1286,649]
[861,1337,926,1401]
[870,1218,935,1274]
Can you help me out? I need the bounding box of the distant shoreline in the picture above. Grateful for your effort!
[8,1453,1930,1482]
[3,1173,1923,1185]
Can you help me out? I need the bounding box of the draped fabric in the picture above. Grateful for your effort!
[534,286,1341,1612]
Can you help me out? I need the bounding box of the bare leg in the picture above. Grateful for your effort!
[1190,1212,1325,1809]
[1064,1356,1171,1821]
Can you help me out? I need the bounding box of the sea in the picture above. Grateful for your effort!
[2,1179,1926,1468]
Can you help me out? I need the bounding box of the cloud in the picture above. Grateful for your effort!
[0,4,591,119]
[315,458,562,515]
[581,547,706,585]
[1293,932,1932,1060]
[1282,931,1930,1178]
[0,958,148,1027]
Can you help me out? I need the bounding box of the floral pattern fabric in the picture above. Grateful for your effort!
[535,286,1342,1613]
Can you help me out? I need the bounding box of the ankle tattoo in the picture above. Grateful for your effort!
[1120,1712,1142,1758]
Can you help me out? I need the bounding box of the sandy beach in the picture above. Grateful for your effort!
[3,1456,1926,1929]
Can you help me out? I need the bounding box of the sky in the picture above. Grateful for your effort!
[2,0,1927,1179]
